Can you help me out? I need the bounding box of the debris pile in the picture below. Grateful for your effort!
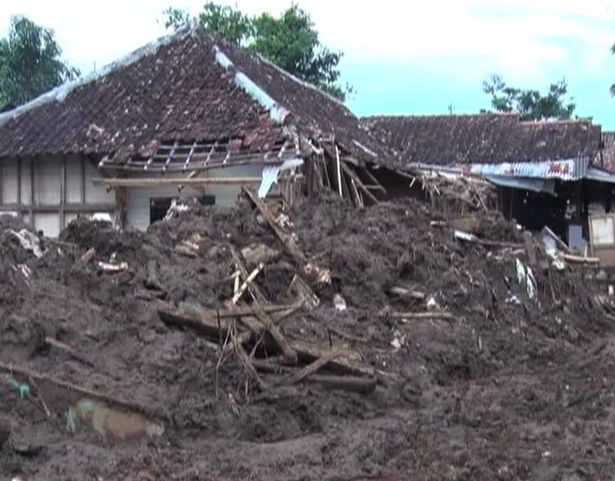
[1,189,614,480]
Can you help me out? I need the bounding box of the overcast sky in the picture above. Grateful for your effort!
[1,0,614,128]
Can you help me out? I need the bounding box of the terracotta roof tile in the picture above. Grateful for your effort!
[0,28,390,166]
[363,114,601,167]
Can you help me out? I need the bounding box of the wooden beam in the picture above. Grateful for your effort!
[362,168,386,193]
[340,162,379,204]
[16,157,21,205]
[93,177,262,187]
[242,187,308,266]
[0,202,115,213]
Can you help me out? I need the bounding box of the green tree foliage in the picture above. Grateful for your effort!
[482,74,575,121]
[0,15,79,108]
[162,3,351,101]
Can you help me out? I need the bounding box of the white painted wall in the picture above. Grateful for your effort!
[207,164,264,206]
[35,157,61,204]
[1,156,266,235]
[33,213,60,237]
[1,158,18,204]
[0,155,116,237]
[125,164,264,231]
[66,156,83,203]
[85,160,114,203]
[20,160,31,205]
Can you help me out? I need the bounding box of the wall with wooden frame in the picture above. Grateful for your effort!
[121,164,264,231]
[0,155,115,237]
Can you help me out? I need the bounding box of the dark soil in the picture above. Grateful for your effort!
[1,193,614,481]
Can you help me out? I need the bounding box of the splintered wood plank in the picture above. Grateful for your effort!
[289,340,374,377]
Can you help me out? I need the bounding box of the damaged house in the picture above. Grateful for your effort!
[364,113,615,252]
[0,27,393,237]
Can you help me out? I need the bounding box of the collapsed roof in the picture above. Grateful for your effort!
[0,27,390,172]
[363,113,602,168]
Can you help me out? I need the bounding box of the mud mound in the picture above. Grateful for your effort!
[1,193,615,481]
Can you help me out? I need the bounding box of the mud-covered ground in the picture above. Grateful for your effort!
[1,194,614,481]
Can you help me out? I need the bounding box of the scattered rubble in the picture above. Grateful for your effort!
[1,189,615,480]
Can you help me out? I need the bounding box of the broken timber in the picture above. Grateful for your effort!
[158,304,373,378]
[0,362,155,419]
[243,187,308,265]
[93,177,262,187]
[243,187,330,284]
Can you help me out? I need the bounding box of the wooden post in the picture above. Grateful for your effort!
[80,156,86,204]
[29,157,34,227]
[60,156,66,230]
[335,145,343,197]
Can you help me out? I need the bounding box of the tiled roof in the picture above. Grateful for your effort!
[596,132,615,172]
[363,114,602,167]
[0,28,390,167]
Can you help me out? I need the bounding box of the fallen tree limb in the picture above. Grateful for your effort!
[44,337,96,368]
[284,349,342,385]
[159,304,236,339]
[202,303,300,319]
[252,359,377,394]
[327,326,369,344]
[290,340,374,377]
[0,362,154,418]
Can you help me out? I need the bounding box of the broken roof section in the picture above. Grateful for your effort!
[0,27,390,171]
[363,113,602,170]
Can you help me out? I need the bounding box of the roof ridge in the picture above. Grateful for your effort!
[254,53,348,109]
[0,25,198,128]
[363,113,520,120]
[213,44,290,123]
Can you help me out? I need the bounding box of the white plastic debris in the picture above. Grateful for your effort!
[164,199,190,220]
[552,258,566,271]
[505,295,521,305]
[515,258,537,299]
[390,329,406,350]
[8,229,44,258]
[258,164,281,198]
[454,230,475,242]
[426,297,440,310]
[90,212,112,222]
[333,293,347,311]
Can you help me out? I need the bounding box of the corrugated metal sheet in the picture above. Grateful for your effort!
[470,157,589,180]
[586,167,615,184]
[485,175,556,194]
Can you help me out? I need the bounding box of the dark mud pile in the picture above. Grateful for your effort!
[1,194,614,481]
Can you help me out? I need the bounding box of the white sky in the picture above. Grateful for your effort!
[1,0,614,126]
